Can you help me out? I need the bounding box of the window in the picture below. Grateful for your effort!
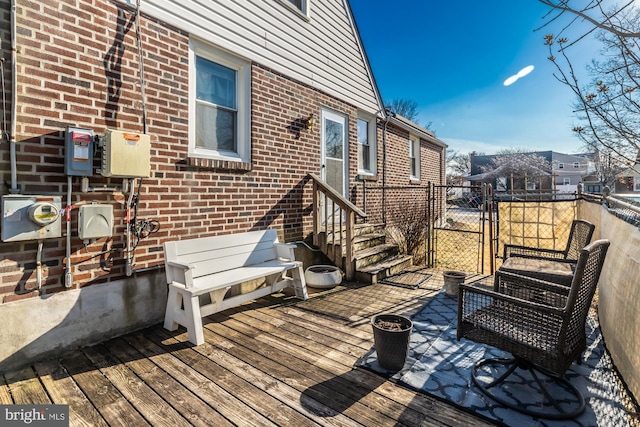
[574,162,580,168]
[190,39,250,163]
[635,180,640,192]
[281,0,308,15]
[409,136,420,180]
[357,114,376,175]
[563,178,571,185]
[526,178,538,190]
[558,162,564,169]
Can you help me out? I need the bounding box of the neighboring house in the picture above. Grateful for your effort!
[614,164,640,194]
[468,151,597,193]
[0,0,444,370]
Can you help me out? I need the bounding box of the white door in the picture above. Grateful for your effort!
[320,109,348,196]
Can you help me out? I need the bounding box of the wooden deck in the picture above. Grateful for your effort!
[0,270,495,427]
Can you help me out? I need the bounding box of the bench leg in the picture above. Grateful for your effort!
[291,266,308,300]
[183,294,205,346]
[164,285,181,331]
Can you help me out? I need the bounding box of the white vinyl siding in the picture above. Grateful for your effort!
[132,0,381,115]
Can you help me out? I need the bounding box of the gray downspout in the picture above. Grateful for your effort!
[382,108,393,224]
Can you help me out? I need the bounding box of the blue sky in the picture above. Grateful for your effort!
[349,0,597,155]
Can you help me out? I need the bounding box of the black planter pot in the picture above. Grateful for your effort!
[371,314,413,371]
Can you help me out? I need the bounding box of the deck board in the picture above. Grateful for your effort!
[61,350,151,427]
[0,270,495,427]
[4,366,51,404]
[34,359,108,427]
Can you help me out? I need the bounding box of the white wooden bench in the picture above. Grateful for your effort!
[163,229,308,345]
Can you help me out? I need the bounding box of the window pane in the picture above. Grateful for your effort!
[361,145,370,170]
[357,119,368,146]
[288,0,303,10]
[196,56,236,109]
[196,102,236,151]
[358,118,370,171]
[325,118,343,159]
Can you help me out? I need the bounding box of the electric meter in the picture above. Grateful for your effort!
[28,202,60,226]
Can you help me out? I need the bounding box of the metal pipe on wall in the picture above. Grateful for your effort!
[9,0,18,193]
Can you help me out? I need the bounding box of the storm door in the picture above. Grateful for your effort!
[320,109,348,223]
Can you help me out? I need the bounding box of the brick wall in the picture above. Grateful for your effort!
[0,0,375,304]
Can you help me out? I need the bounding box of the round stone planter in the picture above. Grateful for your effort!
[443,270,467,298]
[304,265,343,289]
[371,314,413,371]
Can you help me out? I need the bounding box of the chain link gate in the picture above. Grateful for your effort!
[429,184,494,274]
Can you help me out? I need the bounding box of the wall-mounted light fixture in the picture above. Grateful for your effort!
[304,114,316,132]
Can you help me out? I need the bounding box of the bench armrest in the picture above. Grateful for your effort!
[166,259,192,270]
[274,242,297,261]
[165,260,195,288]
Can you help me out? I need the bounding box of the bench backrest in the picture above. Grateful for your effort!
[164,229,281,283]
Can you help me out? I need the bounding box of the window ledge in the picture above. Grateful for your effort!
[187,157,251,172]
[356,173,377,182]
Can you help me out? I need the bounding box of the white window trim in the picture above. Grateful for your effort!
[573,162,580,168]
[357,112,376,176]
[409,135,420,181]
[189,38,251,163]
[278,0,311,19]
[634,180,640,192]
[558,162,564,169]
[563,178,571,185]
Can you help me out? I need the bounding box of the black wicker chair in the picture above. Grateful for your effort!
[457,239,610,419]
[500,219,596,285]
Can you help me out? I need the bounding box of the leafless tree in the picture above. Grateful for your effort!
[386,200,430,265]
[446,150,477,186]
[389,98,420,122]
[539,0,640,172]
[480,150,552,190]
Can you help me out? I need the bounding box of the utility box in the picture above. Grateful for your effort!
[101,129,151,178]
[65,127,94,176]
[78,204,114,240]
[1,195,62,242]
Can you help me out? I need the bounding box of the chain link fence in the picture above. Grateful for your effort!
[358,182,582,275]
[431,184,489,273]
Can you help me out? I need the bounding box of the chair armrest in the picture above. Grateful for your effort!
[458,283,567,344]
[460,282,566,316]
[503,244,567,260]
[274,242,297,261]
[494,270,570,307]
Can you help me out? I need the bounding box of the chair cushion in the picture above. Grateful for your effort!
[500,257,574,286]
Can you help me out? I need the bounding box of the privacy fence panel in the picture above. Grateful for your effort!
[494,198,578,269]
